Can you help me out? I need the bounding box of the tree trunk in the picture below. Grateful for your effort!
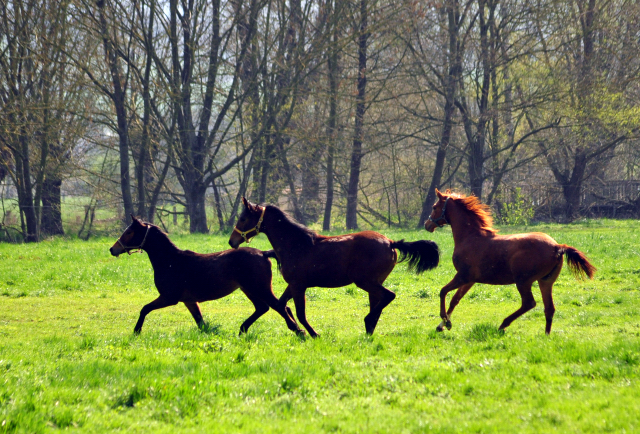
[185,182,209,233]
[346,0,368,230]
[323,0,340,231]
[96,0,133,225]
[418,0,460,227]
[41,178,64,236]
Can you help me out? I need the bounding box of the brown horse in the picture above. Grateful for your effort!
[425,189,596,334]
[109,215,303,335]
[229,198,440,337]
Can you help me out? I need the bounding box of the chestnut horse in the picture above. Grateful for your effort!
[109,216,303,335]
[425,189,596,334]
[229,198,440,337]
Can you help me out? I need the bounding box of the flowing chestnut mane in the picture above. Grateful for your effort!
[446,190,497,235]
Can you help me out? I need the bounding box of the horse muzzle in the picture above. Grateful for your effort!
[109,244,123,257]
[228,233,243,249]
[424,220,437,233]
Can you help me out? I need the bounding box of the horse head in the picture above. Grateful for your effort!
[229,197,266,248]
[110,215,152,256]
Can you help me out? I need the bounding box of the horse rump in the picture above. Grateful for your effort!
[391,239,440,274]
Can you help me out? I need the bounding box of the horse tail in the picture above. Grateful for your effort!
[391,239,439,274]
[262,249,281,273]
[559,244,596,280]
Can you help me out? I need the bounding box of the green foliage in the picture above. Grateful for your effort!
[498,188,535,226]
[0,222,639,432]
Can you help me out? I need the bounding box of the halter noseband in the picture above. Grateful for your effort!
[428,197,450,227]
[234,206,266,244]
[116,225,151,255]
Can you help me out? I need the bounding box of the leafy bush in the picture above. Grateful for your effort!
[498,188,535,225]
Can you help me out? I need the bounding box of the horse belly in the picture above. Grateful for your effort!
[285,265,352,288]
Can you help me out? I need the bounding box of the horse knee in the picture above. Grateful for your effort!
[524,299,536,311]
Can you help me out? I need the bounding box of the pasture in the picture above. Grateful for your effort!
[0,220,639,433]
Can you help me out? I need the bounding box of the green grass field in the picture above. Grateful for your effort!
[1,220,639,433]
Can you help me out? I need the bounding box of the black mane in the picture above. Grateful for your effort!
[265,205,316,248]
[140,222,179,251]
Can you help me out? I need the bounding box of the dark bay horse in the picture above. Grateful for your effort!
[425,189,596,334]
[229,198,440,337]
[109,216,302,335]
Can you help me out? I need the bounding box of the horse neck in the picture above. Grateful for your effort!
[263,208,313,261]
[448,201,486,243]
[143,228,180,268]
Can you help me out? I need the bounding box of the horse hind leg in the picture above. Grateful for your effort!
[359,282,396,335]
[277,286,296,325]
[184,302,205,329]
[238,293,270,335]
[539,261,562,334]
[499,282,536,331]
[260,286,305,336]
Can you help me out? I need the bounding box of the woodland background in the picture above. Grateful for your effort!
[2,0,640,242]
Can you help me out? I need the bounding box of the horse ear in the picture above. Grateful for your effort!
[242,196,257,211]
[130,214,138,223]
[436,189,445,200]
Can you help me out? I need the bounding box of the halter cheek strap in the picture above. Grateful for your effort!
[233,206,266,244]
[116,225,151,255]
[428,197,450,227]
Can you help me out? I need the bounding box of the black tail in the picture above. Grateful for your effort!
[263,249,281,273]
[391,239,439,274]
[559,244,596,280]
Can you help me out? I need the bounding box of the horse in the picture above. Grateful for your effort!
[228,198,440,337]
[425,189,596,334]
[109,215,303,336]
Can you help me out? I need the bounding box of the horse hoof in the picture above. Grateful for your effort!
[445,319,452,330]
[436,325,444,332]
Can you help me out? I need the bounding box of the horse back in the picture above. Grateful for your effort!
[454,232,561,285]
[155,247,273,303]
[282,231,395,287]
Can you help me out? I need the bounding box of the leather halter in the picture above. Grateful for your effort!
[234,206,266,244]
[116,225,151,255]
[427,197,450,227]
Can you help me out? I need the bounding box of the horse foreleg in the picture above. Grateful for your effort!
[277,286,296,325]
[437,275,467,332]
[499,282,536,331]
[291,287,319,338]
[445,282,475,320]
[134,295,178,334]
[184,302,205,329]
